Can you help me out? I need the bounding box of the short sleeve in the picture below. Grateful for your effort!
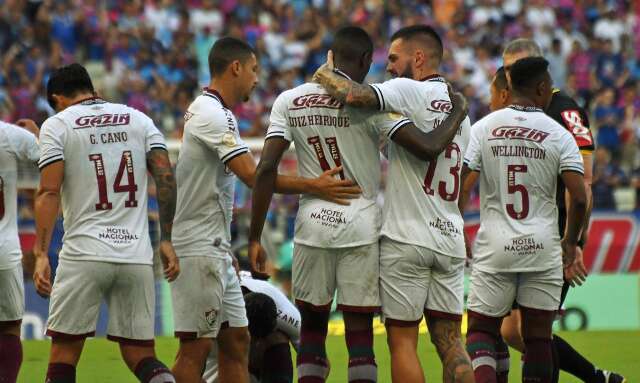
[558,131,584,175]
[139,112,167,152]
[369,78,420,114]
[265,93,293,142]
[38,117,67,169]
[463,120,483,172]
[8,124,39,163]
[369,112,412,139]
[193,107,249,163]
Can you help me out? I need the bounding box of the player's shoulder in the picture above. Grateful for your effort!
[548,89,582,112]
[275,82,333,107]
[186,93,236,130]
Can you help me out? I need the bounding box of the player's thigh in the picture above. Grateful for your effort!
[221,254,248,330]
[467,268,516,318]
[47,259,110,337]
[425,253,465,321]
[336,242,380,311]
[0,263,24,324]
[516,267,563,313]
[292,244,336,308]
[379,237,431,324]
[105,263,156,343]
[171,256,225,339]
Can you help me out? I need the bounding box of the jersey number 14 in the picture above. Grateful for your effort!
[89,151,138,211]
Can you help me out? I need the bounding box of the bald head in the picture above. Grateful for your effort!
[502,38,543,68]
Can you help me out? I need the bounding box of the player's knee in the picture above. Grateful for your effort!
[500,321,522,348]
[343,311,373,331]
[119,343,156,370]
[178,338,214,361]
[0,321,21,337]
[385,323,418,353]
[263,330,289,348]
[519,306,554,340]
[467,312,501,337]
[219,327,250,362]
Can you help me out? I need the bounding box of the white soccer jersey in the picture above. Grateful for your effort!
[38,98,166,264]
[464,105,584,272]
[267,76,408,248]
[239,271,301,346]
[172,89,250,258]
[370,76,471,257]
[0,122,39,270]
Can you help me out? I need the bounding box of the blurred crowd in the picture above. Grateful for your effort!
[2,0,640,212]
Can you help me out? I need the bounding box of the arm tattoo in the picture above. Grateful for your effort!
[147,149,177,241]
[427,317,475,383]
[315,66,379,108]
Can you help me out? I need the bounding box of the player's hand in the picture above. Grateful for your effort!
[446,82,469,116]
[311,166,361,205]
[248,240,270,280]
[312,50,335,83]
[463,231,472,260]
[16,118,40,136]
[564,246,588,287]
[560,237,577,269]
[33,252,52,298]
[159,240,180,282]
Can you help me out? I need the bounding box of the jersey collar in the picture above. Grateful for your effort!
[419,73,445,82]
[508,104,544,113]
[203,88,229,109]
[333,68,352,81]
[71,96,106,106]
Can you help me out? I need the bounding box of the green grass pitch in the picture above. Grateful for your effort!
[19,331,639,382]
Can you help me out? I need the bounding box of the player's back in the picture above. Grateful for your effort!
[370,76,471,257]
[38,98,165,264]
[267,80,395,248]
[0,122,39,269]
[465,105,584,272]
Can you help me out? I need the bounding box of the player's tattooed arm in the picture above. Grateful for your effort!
[313,51,379,109]
[392,84,469,161]
[427,317,475,383]
[146,148,177,241]
[33,161,64,297]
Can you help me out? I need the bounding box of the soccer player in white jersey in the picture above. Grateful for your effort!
[202,271,301,383]
[0,120,39,383]
[461,57,587,383]
[250,26,468,383]
[33,64,179,383]
[313,25,473,383]
[170,37,361,383]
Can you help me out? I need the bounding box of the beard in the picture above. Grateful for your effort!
[399,65,413,79]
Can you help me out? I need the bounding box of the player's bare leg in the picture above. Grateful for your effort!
[386,323,424,383]
[172,338,213,383]
[343,311,376,383]
[217,325,250,383]
[500,309,524,352]
[520,306,555,383]
[0,321,22,383]
[427,316,473,383]
[46,337,85,382]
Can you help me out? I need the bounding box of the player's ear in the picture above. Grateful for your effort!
[414,48,424,68]
[361,50,373,68]
[231,60,242,76]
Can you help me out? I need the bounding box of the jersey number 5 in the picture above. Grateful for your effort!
[506,164,529,220]
[307,136,345,180]
[422,143,461,201]
[89,151,138,211]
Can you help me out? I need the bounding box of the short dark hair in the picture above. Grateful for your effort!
[244,292,277,339]
[509,57,550,91]
[391,25,443,64]
[331,26,373,63]
[208,37,256,77]
[493,66,508,91]
[46,63,95,109]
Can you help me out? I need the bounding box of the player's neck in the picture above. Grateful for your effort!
[57,92,99,112]
[509,94,538,109]
[208,80,238,108]
[413,67,437,81]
